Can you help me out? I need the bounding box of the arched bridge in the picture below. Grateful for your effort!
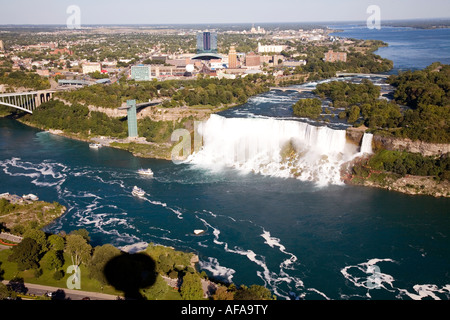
[0,90,55,114]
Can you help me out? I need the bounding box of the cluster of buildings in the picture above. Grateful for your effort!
[224,26,334,43]
[1,26,350,88]
[248,25,266,34]
[324,50,347,63]
[129,31,307,81]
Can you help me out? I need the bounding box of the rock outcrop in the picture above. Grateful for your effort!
[372,135,450,157]
[346,127,450,157]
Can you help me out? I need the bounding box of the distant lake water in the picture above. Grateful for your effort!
[329,25,450,73]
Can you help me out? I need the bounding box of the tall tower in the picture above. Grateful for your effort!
[228,46,237,69]
[0,40,4,51]
[197,32,218,53]
[126,100,138,138]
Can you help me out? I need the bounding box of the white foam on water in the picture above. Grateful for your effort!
[340,258,397,298]
[338,258,449,300]
[188,115,370,186]
[0,157,67,188]
[198,216,306,299]
[140,194,184,219]
[261,229,298,270]
[398,284,450,300]
[199,257,236,283]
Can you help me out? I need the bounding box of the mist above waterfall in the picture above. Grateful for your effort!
[188,115,372,186]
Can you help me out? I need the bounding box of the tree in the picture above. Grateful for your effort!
[142,274,170,300]
[292,98,322,119]
[156,254,174,274]
[180,272,204,300]
[8,238,41,271]
[23,229,48,254]
[40,250,63,271]
[0,283,10,300]
[48,234,65,251]
[348,105,361,123]
[65,234,92,268]
[212,285,234,300]
[89,244,121,284]
[69,229,91,243]
[234,284,275,300]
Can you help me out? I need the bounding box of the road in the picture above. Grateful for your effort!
[2,280,120,300]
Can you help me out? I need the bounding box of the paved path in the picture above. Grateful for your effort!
[2,280,120,300]
[0,232,23,243]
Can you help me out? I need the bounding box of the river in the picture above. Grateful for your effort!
[329,24,450,73]
[0,25,449,300]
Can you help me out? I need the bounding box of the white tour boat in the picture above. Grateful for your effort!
[138,168,154,176]
[23,194,39,201]
[132,186,146,198]
[89,143,102,149]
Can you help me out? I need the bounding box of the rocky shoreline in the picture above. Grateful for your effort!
[345,171,450,198]
[0,192,67,232]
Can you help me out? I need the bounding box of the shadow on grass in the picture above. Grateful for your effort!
[103,252,157,300]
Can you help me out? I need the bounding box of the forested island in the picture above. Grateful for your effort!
[301,62,450,197]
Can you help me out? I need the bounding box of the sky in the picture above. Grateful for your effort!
[0,0,449,25]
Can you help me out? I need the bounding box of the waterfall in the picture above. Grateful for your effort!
[360,133,374,154]
[188,115,363,185]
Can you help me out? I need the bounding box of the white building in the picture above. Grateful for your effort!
[257,42,286,54]
[82,62,102,74]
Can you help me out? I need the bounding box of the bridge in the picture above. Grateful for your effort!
[269,87,314,93]
[0,90,55,114]
[335,72,390,79]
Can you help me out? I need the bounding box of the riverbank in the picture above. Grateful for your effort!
[342,155,450,198]
[15,116,176,160]
[0,192,66,233]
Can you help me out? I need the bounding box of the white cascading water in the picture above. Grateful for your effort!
[360,133,374,154]
[188,115,371,186]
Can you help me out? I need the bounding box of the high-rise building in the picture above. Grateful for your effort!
[131,65,152,81]
[257,42,285,54]
[228,46,237,69]
[197,32,217,53]
[0,40,4,51]
[245,52,261,67]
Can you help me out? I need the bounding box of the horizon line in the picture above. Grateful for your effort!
[1,17,450,27]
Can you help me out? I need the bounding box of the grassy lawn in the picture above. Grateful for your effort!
[0,248,186,299]
[0,249,122,296]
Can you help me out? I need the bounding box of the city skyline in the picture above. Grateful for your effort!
[0,0,449,25]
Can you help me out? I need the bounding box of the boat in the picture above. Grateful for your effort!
[194,229,205,235]
[138,168,154,176]
[132,186,146,198]
[22,194,39,201]
[89,143,102,149]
